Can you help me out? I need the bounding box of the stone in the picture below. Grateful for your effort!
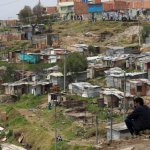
[143,129,150,135]
[120,146,135,150]
[94,145,103,150]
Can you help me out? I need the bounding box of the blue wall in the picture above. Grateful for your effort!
[88,3,102,12]
[82,0,88,2]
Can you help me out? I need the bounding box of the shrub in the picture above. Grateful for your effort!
[88,45,96,53]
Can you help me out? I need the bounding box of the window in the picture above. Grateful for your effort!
[96,4,101,8]
[137,86,142,92]
[89,5,94,8]
[68,6,73,10]
[61,7,66,11]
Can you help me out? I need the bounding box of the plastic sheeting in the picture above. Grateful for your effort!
[20,54,36,63]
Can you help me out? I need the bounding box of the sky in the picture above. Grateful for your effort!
[0,0,107,20]
[0,0,57,20]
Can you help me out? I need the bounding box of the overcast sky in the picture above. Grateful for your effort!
[0,0,57,20]
[0,0,107,20]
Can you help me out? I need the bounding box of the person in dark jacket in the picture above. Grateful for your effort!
[125,97,150,135]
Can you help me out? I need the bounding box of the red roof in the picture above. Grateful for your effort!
[22,72,32,76]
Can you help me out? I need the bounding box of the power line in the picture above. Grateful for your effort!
[0,0,21,7]
[0,11,19,19]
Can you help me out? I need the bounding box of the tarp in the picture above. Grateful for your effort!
[20,54,36,63]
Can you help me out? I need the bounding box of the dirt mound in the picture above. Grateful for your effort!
[118,26,142,43]
[119,26,142,35]
[97,31,114,42]
[63,107,93,120]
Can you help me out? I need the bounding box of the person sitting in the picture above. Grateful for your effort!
[125,97,150,135]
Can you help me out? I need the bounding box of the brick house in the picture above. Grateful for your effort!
[57,0,89,20]
[43,7,58,14]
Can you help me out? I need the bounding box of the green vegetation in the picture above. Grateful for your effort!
[58,52,88,81]
[125,68,140,73]
[1,64,16,82]
[0,28,11,32]
[88,45,96,53]
[0,60,56,71]
[141,21,150,41]
[16,94,47,109]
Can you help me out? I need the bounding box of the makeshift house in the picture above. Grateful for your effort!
[87,64,109,79]
[103,55,128,69]
[127,54,150,71]
[32,34,59,49]
[2,81,52,97]
[20,53,40,63]
[67,44,100,56]
[67,44,88,55]
[47,72,69,90]
[87,56,103,66]
[106,72,148,91]
[47,72,87,90]
[48,93,67,105]
[69,82,101,98]
[106,46,140,57]
[106,122,131,140]
[44,66,59,74]
[126,79,149,96]
[106,47,124,56]
[104,67,123,76]
[100,88,134,108]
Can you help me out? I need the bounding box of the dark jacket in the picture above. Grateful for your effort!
[127,105,150,131]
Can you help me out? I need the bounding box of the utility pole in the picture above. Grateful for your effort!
[55,99,57,150]
[28,12,32,44]
[110,94,113,141]
[138,17,141,46]
[123,71,126,120]
[114,0,116,9]
[96,116,98,145]
[22,47,25,79]
[142,0,144,10]
[64,50,66,92]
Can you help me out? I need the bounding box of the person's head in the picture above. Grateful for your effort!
[134,97,144,106]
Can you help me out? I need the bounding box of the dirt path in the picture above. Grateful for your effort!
[17,109,54,135]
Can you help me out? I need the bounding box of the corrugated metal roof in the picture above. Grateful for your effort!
[100,88,134,98]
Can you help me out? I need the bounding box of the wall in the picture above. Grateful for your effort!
[43,7,58,14]
[29,85,42,96]
[130,83,137,96]
[74,2,88,14]
[88,3,102,12]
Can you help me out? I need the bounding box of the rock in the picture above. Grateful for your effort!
[143,129,150,135]
[94,145,103,150]
[120,146,135,150]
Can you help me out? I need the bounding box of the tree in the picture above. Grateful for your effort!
[18,6,33,24]
[33,2,43,18]
[141,21,150,42]
[58,52,88,82]
[88,45,96,54]
[31,2,44,34]
[34,64,44,82]
[2,64,16,82]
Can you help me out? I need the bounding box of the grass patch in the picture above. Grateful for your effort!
[0,60,56,71]
[15,94,47,109]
